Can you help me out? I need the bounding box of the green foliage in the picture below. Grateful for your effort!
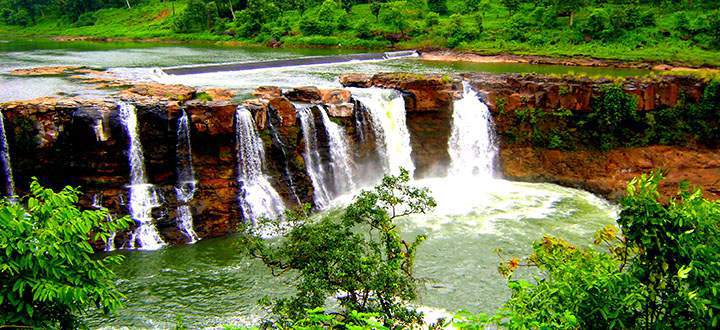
[6,1,720,64]
[584,83,640,150]
[299,0,345,36]
[240,169,436,328]
[458,171,720,328]
[0,178,132,328]
[173,0,221,33]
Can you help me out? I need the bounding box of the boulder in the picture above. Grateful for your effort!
[185,100,237,136]
[121,83,195,101]
[284,86,322,103]
[327,103,354,117]
[320,89,352,104]
[253,86,282,99]
[267,97,297,127]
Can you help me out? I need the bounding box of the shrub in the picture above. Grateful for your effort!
[0,179,132,328]
[583,84,640,150]
[241,169,436,328]
[300,0,346,36]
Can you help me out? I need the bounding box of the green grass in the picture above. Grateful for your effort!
[3,1,720,67]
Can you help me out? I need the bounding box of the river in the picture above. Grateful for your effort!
[1,37,622,328]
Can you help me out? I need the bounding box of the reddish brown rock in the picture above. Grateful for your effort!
[284,86,322,103]
[340,73,459,112]
[201,88,236,101]
[320,89,352,104]
[267,97,297,127]
[121,83,195,101]
[327,103,354,117]
[185,100,237,135]
[10,66,85,76]
[253,86,282,99]
[501,145,720,201]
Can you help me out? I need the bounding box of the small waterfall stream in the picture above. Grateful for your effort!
[0,111,14,196]
[350,88,415,177]
[118,101,166,250]
[175,110,199,243]
[448,82,499,178]
[320,107,356,194]
[235,107,285,222]
[299,106,356,209]
[299,106,333,208]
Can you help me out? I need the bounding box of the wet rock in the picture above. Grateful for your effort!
[320,89,352,104]
[185,100,237,136]
[285,86,322,103]
[501,146,720,201]
[10,66,85,76]
[327,103,354,117]
[200,88,236,101]
[340,73,459,112]
[121,83,195,101]
[267,97,297,127]
[252,86,282,99]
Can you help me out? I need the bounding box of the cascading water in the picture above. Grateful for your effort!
[319,107,356,194]
[298,106,333,208]
[175,110,199,243]
[266,107,301,205]
[350,88,415,177]
[299,106,356,209]
[91,194,117,252]
[235,106,285,222]
[0,111,14,196]
[448,82,499,179]
[118,101,166,250]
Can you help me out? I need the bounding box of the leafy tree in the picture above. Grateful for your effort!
[380,1,411,37]
[549,0,589,26]
[370,1,381,21]
[427,0,447,14]
[241,169,437,327]
[0,179,132,328]
[500,0,523,16]
[299,0,346,36]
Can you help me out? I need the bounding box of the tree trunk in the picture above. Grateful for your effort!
[229,0,236,20]
[569,11,574,27]
[125,0,131,9]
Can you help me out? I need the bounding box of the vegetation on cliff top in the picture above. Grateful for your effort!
[2,1,720,66]
[498,80,720,151]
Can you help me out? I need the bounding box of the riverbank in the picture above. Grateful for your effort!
[2,1,720,68]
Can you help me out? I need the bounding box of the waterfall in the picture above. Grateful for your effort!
[235,106,285,222]
[448,82,499,179]
[319,107,356,195]
[350,88,415,177]
[91,194,117,252]
[118,101,166,250]
[299,106,356,209]
[0,111,14,196]
[266,107,301,205]
[175,110,199,243]
[298,106,332,208]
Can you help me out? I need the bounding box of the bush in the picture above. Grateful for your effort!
[75,11,97,27]
[0,179,132,328]
[583,84,640,150]
[299,0,346,36]
[173,0,220,33]
[241,169,436,328]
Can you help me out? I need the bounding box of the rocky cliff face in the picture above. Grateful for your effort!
[1,70,717,249]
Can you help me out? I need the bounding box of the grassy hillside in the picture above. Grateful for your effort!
[2,0,720,67]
